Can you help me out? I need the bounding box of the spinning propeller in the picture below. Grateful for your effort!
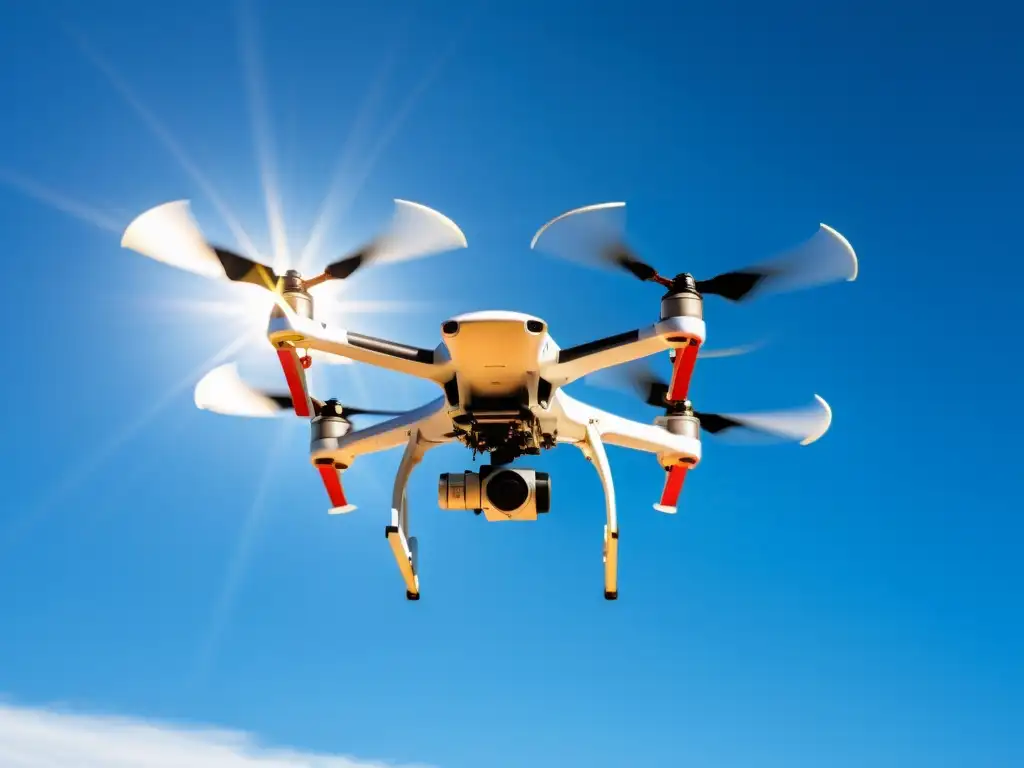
[194,363,402,425]
[530,202,857,302]
[121,198,468,297]
[587,358,832,445]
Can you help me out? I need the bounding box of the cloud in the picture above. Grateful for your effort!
[0,699,434,768]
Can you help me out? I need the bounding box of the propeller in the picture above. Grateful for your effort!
[530,202,857,302]
[586,358,832,445]
[194,363,404,421]
[122,198,467,295]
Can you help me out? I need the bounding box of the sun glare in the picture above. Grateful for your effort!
[235,284,280,328]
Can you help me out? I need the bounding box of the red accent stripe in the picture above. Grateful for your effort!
[317,463,348,507]
[668,340,700,401]
[276,347,311,417]
[659,465,689,508]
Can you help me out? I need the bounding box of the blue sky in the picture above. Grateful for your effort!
[1,0,1021,766]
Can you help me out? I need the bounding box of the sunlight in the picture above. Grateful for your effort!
[237,1,290,274]
[234,284,282,327]
[0,326,259,554]
[132,292,435,327]
[193,418,292,683]
[297,15,472,273]
[0,168,123,234]
[66,26,263,261]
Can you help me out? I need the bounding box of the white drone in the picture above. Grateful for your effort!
[121,199,857,601]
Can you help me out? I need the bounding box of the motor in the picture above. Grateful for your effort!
[438,466,551,521]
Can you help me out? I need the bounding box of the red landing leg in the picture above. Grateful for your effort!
[653,463,692,514]
[315,459,357,515]
[276,346,311,417]
[668,338,701,402]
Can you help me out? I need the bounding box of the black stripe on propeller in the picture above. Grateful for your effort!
[585,358,832,444]
[212,247,283,291]
[193,364,407,421]
[530,203,857,302]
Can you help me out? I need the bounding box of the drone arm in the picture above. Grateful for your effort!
[269,310,451,384]
[594,411,700,464]
[557,392,701,514]
[598,411,699,515]
[542,315,706,389]
[310,397,451,514]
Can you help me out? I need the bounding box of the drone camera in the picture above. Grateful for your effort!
[438,466,551,521]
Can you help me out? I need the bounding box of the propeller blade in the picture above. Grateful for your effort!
[322,199,467,282]
[122,200,281,291]
[695,224,858,302]
[695,394,833,445]
[584,343,764,403]
[194,363,296,418]
[583,358,831,444]
[210,247,281,291]
[530,202,662,282]
[685,341,766,359]
[530,204,857,302]
[341,406,407,417]
[194,363,403,421]
[122,200,223,279]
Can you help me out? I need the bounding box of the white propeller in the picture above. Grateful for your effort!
[531,201,857,301]
[194,363,292,418]
[121,199,227,279]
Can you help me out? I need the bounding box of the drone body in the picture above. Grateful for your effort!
[123,199,856,601]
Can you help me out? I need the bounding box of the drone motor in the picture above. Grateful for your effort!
[438,466,551,522]
[654,402,701,438]
[274,269,315,320]
[659,272,704,322]
[312,399,354,441]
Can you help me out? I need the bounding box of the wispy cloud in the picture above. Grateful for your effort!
[0,699,434,768]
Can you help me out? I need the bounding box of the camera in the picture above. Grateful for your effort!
[438,466,551,522]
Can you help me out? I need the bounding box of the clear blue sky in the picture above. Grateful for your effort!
[1,1,1021,766]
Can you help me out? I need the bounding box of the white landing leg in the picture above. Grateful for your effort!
[581,422,619,601]
[386,430,426,601]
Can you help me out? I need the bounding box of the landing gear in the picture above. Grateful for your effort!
[580,422,619,601]
[386,430,427,601]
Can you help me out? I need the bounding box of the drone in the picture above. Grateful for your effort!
[121,199,857,601]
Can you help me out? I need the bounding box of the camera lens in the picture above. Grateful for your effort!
[486,470,530,512]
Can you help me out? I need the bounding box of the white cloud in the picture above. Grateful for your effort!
[0,699,434,768]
